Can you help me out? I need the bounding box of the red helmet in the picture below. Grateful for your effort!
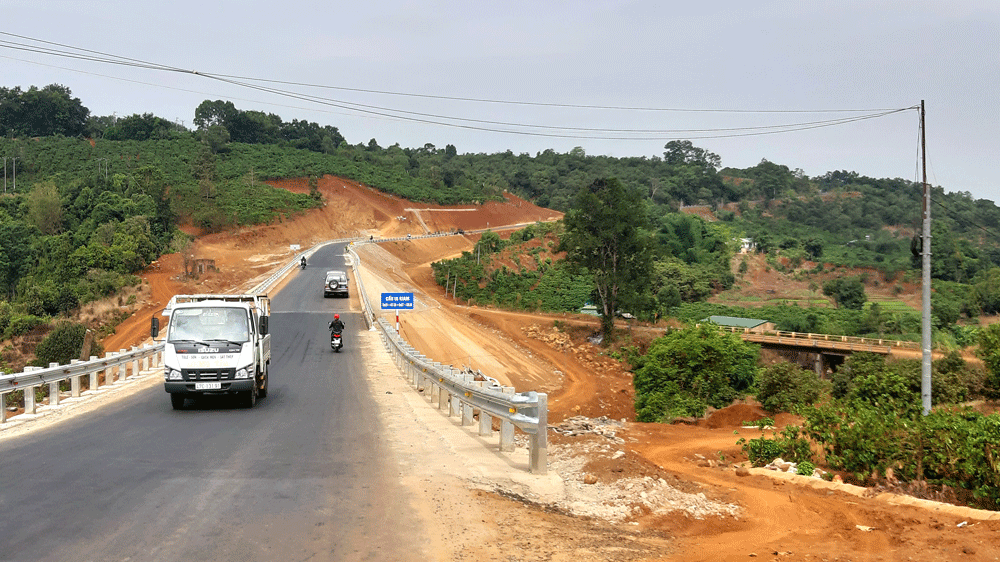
[334,314,340,320]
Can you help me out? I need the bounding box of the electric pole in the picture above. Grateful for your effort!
[10,157,18,192]
[920,100,932,416]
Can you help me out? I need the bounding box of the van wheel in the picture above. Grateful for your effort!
[171,394,186,410]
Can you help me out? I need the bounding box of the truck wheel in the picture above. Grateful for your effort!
[243,387,257,408]
[171,394,186,410]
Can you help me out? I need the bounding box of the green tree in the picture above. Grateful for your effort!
[822,276,867,310]
[33,321,100,366]
[560,178,651,342]
[633,324,760,420]
[977,324,1000,395]
[25,181,64,235]
[755,361,821,413]
[0,84,90,137]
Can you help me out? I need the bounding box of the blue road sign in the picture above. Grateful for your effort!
[381,292,415,310]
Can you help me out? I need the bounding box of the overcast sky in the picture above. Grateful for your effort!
[3,1,998,203]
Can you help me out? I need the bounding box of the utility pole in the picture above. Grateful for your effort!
[10,157,18,192]
[97,158,109,183]
[920,100,932,416]
[2,157,7,193]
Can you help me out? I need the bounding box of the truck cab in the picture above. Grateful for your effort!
[152,294,271,410]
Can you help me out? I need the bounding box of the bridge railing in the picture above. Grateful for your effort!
[348,242,548,474]
[710,325,921,350]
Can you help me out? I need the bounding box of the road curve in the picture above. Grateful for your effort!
[0,243,425,561]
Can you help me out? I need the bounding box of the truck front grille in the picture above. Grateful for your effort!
[183,368,236,381]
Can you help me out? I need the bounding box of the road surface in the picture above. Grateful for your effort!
[0,243,426,561]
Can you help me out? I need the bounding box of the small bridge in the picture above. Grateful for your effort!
[713,326,921,375]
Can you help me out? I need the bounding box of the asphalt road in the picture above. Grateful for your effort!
[0,243,425,561]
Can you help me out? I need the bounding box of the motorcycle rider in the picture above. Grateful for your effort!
[328,313,345,333]
[300,256,307,268]
[328,313,345,349]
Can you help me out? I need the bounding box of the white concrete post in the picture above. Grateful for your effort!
[89,356,98,391]
[479,410,493,436]
[70,360,81,398]
[499,421,515,452]
[499,386,516,452]
[48,362,60,407]
[23,367,38,415]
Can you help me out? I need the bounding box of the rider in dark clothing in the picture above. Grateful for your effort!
[300,256,307,268]
[328,314,345,333]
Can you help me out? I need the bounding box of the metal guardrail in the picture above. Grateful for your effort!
[348,242,549,474]
[0,344,164,424]
[2,232,549,474]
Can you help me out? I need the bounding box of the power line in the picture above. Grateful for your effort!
[0,31,918,141]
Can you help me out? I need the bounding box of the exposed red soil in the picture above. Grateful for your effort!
[80,175,1000,560]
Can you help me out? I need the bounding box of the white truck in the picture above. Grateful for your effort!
[151,294,271,409]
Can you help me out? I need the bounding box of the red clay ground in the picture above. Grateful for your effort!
[94,175,1000,561]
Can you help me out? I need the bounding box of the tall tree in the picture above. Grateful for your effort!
[560,177,651,343]
[0,84,90,137]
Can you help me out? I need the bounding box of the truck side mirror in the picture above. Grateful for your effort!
[259,316,268,336]
[151,317,159,338]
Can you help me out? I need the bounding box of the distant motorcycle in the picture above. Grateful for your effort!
[300,258,307,270]
[330,331,343,352]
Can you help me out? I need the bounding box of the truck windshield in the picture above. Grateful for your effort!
[168,307,250,343]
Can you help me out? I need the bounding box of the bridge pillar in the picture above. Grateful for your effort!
[814,353,825,377]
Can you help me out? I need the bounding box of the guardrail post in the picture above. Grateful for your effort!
[479,409,493,436]
[120,349,129,380]
[462,401,474,426]
[499,386,515,452]
[105,352,116,385]
[24,366,38,414]
[530,393,548,474]
[499,421,515,452]
[88,356,98,391]
[48,362,60,407]
[450,394,461,418]
[0,391,7,423]
[131,348,140,380]
[438,387,448,411]
[70,360,82,398]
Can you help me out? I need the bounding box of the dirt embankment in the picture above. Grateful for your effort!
[92,175,1000,561]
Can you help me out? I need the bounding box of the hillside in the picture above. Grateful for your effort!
[83,175,1000,562]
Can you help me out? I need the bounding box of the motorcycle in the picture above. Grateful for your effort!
[330,331,343,352]
[300,259,307,270]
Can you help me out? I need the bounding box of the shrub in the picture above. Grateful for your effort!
[32,321,88,367]
[737,426,812,467]
[633,324,760,417]
[634,383,707,422]
[755,361,821,413]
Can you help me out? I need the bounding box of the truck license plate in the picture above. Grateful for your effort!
[195,382,222,390]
